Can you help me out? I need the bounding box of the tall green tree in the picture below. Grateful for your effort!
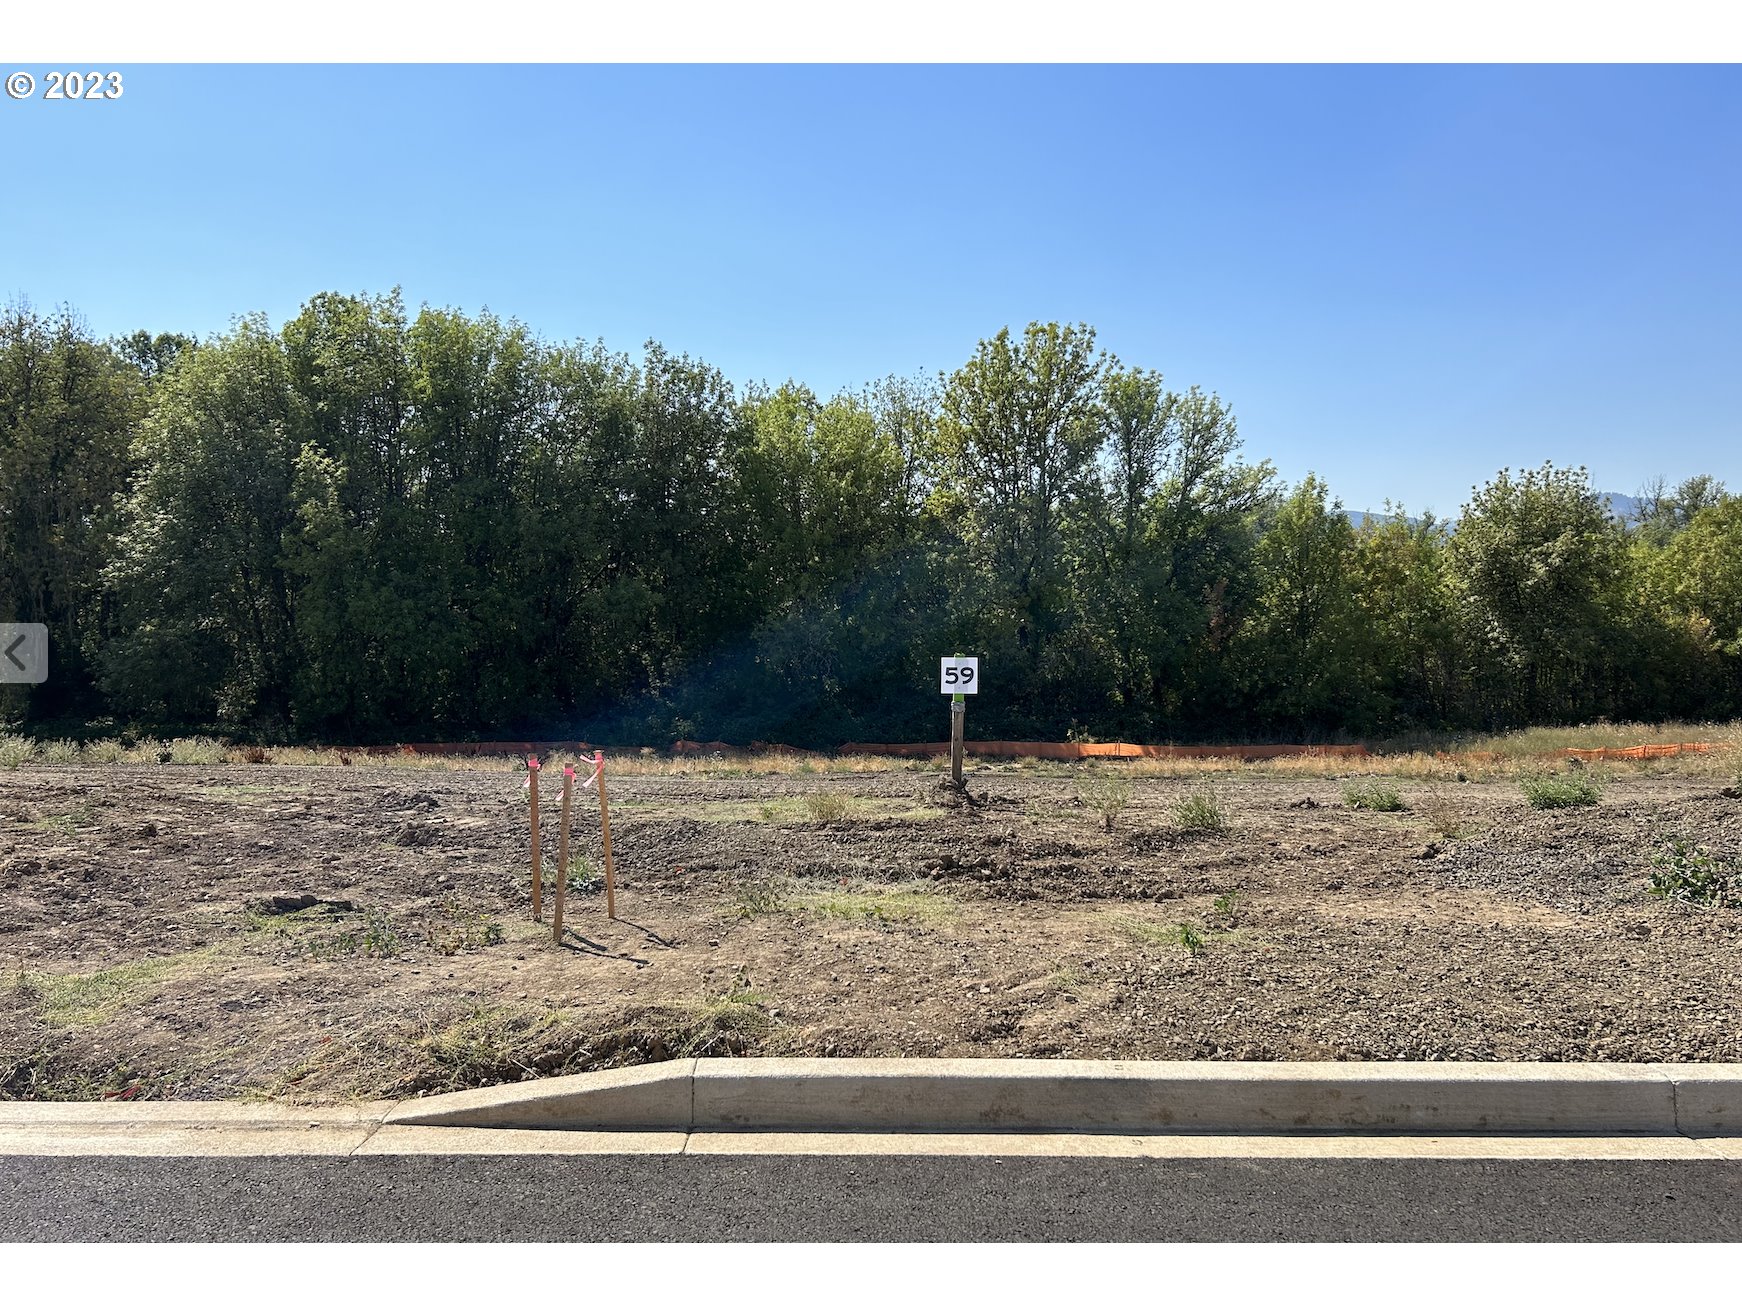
[1350,508,1460,729]
[113,330,196,383]
[933,322,1106,717]
[101,316,301,727]
[1449,462,1628,725]
[1632,474,1729,545]
[1650,496,1742,657]
[278,291,422,733]
[12,288,1742,747]
[1235,475,1373,732]
[0,304,142,721]
[740,383,910,605]
[865,371,941,517]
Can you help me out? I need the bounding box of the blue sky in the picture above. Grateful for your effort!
[3,63,1737,516]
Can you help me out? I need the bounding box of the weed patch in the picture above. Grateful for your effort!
[1044,965,1091,995]
[35,800,99,834]
[167,736,227,765]
[565,856,605,895]
[265,905,406,960]
[1520,772,1603,809]
[1649,839,1736,908]
[13,953,205,1026]
[81,739,125,764]
[1118,913,1254,956]
[413,1002,569,1091]
[623,796,937,825]
[1344,780,1407,812]
[803,792,851,823]
[793,882,957,927]
[0,1046,172,1102]
[1075,769,1133,831]
[408,986,781,1094]
[731,875,789,919]
[1174,783,1227,832]
[1416,786,1468,838]
[123,737,168,764]
[425,900,496,955]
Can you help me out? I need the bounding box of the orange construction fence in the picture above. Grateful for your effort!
[1563,742,1729,761]
[373,738,1729,763]
[838,740,1371,760]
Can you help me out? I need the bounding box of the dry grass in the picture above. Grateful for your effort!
[791,881,959,927]
[0,734,34,769]
[11,952,211,1027]
[613,796,942,824]
[1414,785,1471,839]
[0,721,1733,780]
[726,873,958,928]
[1074,770,1134,830]
[1455,720,1742,756]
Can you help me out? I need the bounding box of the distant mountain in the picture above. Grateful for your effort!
[1602,492,1644,523]
[1343,509,1420,528]
[1344,494,1644,530]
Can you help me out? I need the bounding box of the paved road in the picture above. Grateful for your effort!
[5,1154,1740,1240]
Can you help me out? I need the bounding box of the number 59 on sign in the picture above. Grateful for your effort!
[940,656,978,694]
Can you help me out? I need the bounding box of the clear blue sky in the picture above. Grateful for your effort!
[4,64,1737,516]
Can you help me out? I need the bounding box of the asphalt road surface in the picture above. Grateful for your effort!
[5,1155,1740,1241]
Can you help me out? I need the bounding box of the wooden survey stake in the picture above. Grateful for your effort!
[941,653,977,789]
[528,755,543,922]
[950,696,965,788]
[554,762,574,943]
[595,749,617,920]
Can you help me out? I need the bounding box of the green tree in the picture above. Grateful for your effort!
[1235,475,1373,731]
[1449,462,1628,724]
[1632,474,1729,545]
[113,329,196,383]
[1085,378,1275,732]
[101,316,300,728]
[1349,508,1460,729]
[1636,497,1742,715]
[933,322,1106,714]
[278,291,423,733]
[1651,497,1742,657]
[740,383,910,605]
[865,371,940,517]
[0,304,142,722]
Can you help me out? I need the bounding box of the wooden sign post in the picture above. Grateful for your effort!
[527,754,543,921]
[594,749,618,920]
[940,653,978,789]
[554,762,574,944]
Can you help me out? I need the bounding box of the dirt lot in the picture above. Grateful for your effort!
[3,760,1740,1101]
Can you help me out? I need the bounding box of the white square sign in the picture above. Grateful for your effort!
[940,656,979,694]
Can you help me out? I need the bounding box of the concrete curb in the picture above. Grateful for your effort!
[382,1059,1742,1136]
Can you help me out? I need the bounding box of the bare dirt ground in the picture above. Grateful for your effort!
[3,761,1740,1101]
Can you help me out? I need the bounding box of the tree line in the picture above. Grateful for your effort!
[3,292,1738,745]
